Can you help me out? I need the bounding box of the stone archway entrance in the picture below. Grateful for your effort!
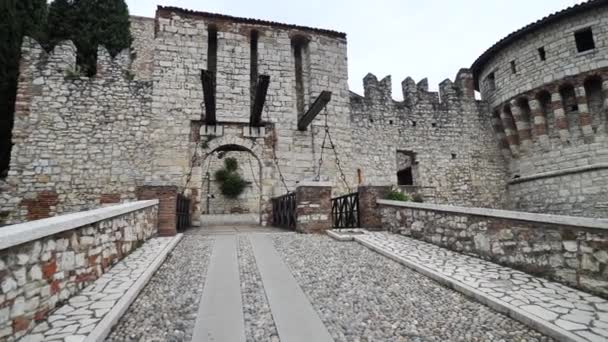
[200,143,264,226]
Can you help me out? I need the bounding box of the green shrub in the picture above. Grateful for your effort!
[64,66,82,80]
[220,173,247,198]
[412,193,424,203]
[215,158,246,198]
[387,190,411,202]
[224,157,238,172]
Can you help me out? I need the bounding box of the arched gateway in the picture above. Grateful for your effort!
[198,134,272,226]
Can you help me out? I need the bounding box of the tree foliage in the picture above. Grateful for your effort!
[0,0,47,177]
[47,0,133,75]
[214,158,248,199]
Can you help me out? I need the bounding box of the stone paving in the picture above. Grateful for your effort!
[355,232,608,342]
[107,230,213,341]
[237,236,279,342]
[19,237,176,342]
[274,233,551,341]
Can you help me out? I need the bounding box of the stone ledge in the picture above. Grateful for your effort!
[508,163,608,185]
[86,234,183,342]
[353,234,590,342]
[376,200,608,230]
[0,200,159,250]
[297,181,333,187]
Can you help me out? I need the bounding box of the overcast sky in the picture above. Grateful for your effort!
[126,0,585,98]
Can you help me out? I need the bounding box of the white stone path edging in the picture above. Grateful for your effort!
[0,200,159,250]
[328,230,608,342]
[19,234,182,342]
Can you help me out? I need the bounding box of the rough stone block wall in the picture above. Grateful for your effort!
[150,8,354,226]
[478,4,608,109]
[0,38,153,225]
[350,71,508,208]
[0,202,158,340]
[475,4,608,218]
[508,166,608,218]
[129,16,155,80]
[380,202,608,298]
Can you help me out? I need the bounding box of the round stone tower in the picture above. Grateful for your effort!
[472,0,608,218]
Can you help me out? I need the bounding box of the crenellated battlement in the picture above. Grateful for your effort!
[20,36,138,82]
[355,69,476,110]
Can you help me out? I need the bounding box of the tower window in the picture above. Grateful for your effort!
[486,72,496,91]
[575,28,595,53]
[538,47,546,61]
[510,60,517,74]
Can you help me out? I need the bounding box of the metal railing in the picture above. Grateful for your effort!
[331,192,359,228]
[176,193,191,231]
[272,192,296,229]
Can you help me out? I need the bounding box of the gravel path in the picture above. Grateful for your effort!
[272,233,554,342]
[106,231,213,342]
[237,235,280,342]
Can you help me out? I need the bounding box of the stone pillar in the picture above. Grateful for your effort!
[551,91,571,143]
[358,185,391,231]
[529,99,550,148]
[136,185,178,236]
[500,106,520,157]
[575,85,594,142]
[295,181,332,234]
[510,99,532,151]
[491,114,511,159]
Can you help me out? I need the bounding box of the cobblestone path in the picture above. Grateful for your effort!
[20,227,568,342]
[355,231,608,342]
[110,228,551,342]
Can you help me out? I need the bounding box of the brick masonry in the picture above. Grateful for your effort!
[136,186,178,236]
[379,201,608,298]
[295,183,332,234]
[0,203,158,340]
[357,186,390,230]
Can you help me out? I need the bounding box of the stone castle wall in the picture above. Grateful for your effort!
[0,38,153,225]
[477,3,608,109]
[3,5,607,225]
[474,3,608,217]
[349,71,509,208]
[150,8,354,224]
[129,16,155,80]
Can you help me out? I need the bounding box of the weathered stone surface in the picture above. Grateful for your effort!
[380,201,608,298]
[0,205,157,341]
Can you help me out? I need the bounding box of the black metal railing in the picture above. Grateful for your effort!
[331,192,359,228]
[176,193,191,231]
[272,192,296,229]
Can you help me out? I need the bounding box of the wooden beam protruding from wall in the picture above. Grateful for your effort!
[297,91,332,131]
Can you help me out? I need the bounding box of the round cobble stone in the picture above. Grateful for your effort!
[105,230,213,342]
[238,235,280,342]
[272,233,554,342]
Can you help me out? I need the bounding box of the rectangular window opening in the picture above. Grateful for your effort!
[293,41,305,117]
[575,28,595,53]
[538,47,546,61]
[207,26,218,74]
[486,72,496,91]
[250,30,259,114]
[510,60,517,74]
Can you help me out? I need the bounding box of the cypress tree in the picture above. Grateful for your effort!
[47,0,133,76]
[0,0,47,177]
